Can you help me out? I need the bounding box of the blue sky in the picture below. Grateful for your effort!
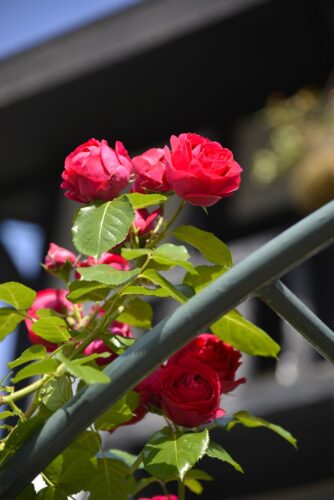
[0,0,141,60]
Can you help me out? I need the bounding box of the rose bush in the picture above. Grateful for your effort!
[0,132,293,500]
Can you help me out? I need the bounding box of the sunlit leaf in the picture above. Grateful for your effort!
[78,265,140,286]
[0,282,36,310]
[206,440,243,473]
[95,391,139,431]
[125,193,168,209]
[0,308,24,341]
[32,317,71,343]
[116,297,153,328]
[11,359,58,384]
[8,345,47,369]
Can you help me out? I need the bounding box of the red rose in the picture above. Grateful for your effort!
[61,138,132,203]
[25,289,75,351]
[138,496,178,500]
[164,133,242,207]
[132,148,170,193]
[84,320,132,365]
[44,243,76,271]
[158,358,224,427]
[168,333,245,394]
[134,208,161,236]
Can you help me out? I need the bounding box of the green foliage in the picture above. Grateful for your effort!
[143,427,209,481]
[89,458,133,500]
[0,282,36,310]
[67,280,110,302]
[206,440,243,473]
[11,359,58,384]
[141,269,187,303]
[78,265,140,286]
[184,264,228,292]
[125,192,168,209]
[121,285,171,298]
[152,244,198,275]
[0,411,14,420]
[172,225,233,266]
[121,248,150,260]
[95,391,140,431]
[72,198,135,259]
[31,317,71,343]
[8,345,48,369]
[107,449,142,468]
[116,297,153,328]
[229,411,297,448]
[59,354,110,384]
[0,308,24,341]
[0,415,45,464]
[40,377,73,411]
[211,309,280,358]
[183,469,213,496]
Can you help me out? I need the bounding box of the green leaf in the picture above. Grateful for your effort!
[40,376,73,411]
[125,192,168,209]
[116,297,153,328]
[36,487,67,500]
[0,411,14,419]
[172,225,233,266]
[95,391,139,431]
[184,264,228,292]
[67,280,110,303]
[44,446,97,495]
[11,359,58,383]
[62,358,110,384]
[36,308,61,318]
[0,415,45,464]
[154,243,190,261]
[107,449,142,468]
[230,411,297,449]
[89,458,131,500]
[78,265,140,286]
[121,248,151,260]
[211,309,280,358]
[141,269,187,303]
[184,478,203,495]
[16,483,36,500]
[72,198,135,259]
[8,345,47,369]
[121,285,171,298]
[206,440,243,473]
[101,335,135,356]
[0,282,36,310]
[31,317,71,343]
[0,308,24,341]
[184,469,213,481]
[142,427,209,481]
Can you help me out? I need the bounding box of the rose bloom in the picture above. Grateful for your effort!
[84,321,132,365]
[158,358,224,427]
[132,147,171,193]
[134,208,161,236]
[164,132,242,207]
[168,333,245,394]
[44,243,76,271]
[138,496,178,500]
[61,138,132,203]
[25,289,75,351]
[75,252,129,278]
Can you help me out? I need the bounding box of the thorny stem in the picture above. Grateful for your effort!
[147,199,186,248]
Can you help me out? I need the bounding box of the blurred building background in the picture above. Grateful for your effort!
[1,0,334,498]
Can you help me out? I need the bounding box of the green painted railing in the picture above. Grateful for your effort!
[1,200,334,498]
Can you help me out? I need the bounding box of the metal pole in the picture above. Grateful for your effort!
[0,201,334,498]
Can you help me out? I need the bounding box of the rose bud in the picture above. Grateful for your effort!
[164,132,242,207]
[25,289,76,351]
[84,321,132,365]
[133,208,161,236]
[168,333,245,394]
[61,138,132,203]
[44,243,76,271]
[158,358,225,427]
[132,147,171,193]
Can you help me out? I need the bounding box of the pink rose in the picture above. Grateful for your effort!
[138,496,178,500]
[158,358,224,427]
[44,243,76,271]
[168,333,245,394]
[84,321,132,365]
[25,289,75,351]
[132,148,170,193]
[134,208,161,236]
[61,138,132,203]
[164,133,242,207]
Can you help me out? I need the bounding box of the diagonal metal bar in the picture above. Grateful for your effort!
[258,280,334,364]
[0,200,334,498]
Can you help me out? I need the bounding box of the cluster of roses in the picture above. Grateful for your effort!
[23,131,245,432]
[60,133,242,207]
